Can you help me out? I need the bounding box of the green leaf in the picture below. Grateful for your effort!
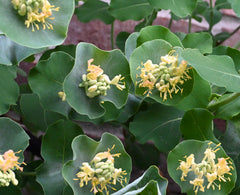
[0,35,44,66]
[75,0,114,24]
[137,25,183,47]
[36,120,83,195]
[176,70,211,110]
[116,94,142,123]
[116,31,130,52]
[125,140,160,170]
[148,0,197,18]
[64,42,131,119]
[215,0,231,10]
[182,32,213,54]
[20,93,66,132]
[125,32,139,61]
[130,40,193,105]
[29,52,74,116]
[0,65,19,115]
[182,48,240,92]
[180,108,219,143]
[215,95,240,120]
[62,133,132,195]
[0,0,74,48]
[168,140,237,195]
[219,117,240,190]
[212,45,240,72]
[203,8,222,28]
[129,103,183,152]
[0,117,29,162]
[112,166,168,195]
[39,44,76,61]
[227,0,240,16]
[20,93,47,132]
[109,0,153,21]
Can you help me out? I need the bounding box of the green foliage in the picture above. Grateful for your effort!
[0,0,75,48]
[168,140,237,195]
[62,133,132,195]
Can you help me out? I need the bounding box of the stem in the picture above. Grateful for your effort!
[207,92,240,111]
[218,25,240,45]
[168,17,173,29]
[188,17,192,33]
[209,0,214,32]
[111,21,115,50]
[20,171,36,177]
[145,9,157,26]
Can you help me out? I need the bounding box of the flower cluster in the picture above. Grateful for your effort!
[11,0,59,31]
[79,59,125,98]
[0,150,24,187]
[137,50,191,101]
[177,142,234,194]
[74,145,127,194]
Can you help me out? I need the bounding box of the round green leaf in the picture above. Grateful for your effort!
[0,65,19,115]
[0,35,44,66]
[0,0,74,48]
[0,117,29,162]
[62,133,132,195]
[75,0,114,24]
[129,103,184,152]
[182,32,213,54]
[182,48,240,92]
[29,52,74,116]
[212,45,240,72]
[63,42,131,119]
[180,108,219,143]
[36,120,83,195]
[168,140,237,195]
[148,0,197,18]
[113,166,168,195]
[130,39,193,105]
[176,69,211,110]
[125,32,139,61]
[137,25,183,47]
[20,93,47,132]
[228,0,240,16]
[219,117,240,189]
[109,0,153,21]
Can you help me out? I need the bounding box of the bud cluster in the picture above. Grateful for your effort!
[11,0,59,31]
[177,142,234,195]
[79,59,125,98]
[0,169,18,187]
[0,150,24,187]
[137,50,191,101]
[75,145,127,194]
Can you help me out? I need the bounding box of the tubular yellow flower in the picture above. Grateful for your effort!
[177,143,233,194]
[79,59,126,98]
[0,150,24,187]
[11,0,59,31]
[75,145,127,194]
[137,50,191,100]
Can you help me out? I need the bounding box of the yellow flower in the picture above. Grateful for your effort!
[137,50,191,100]
[189,177,205,195]
[58,91,66,101]
[79,59,126,98]
[11,0,59,31]
[75,145,127,194]
[177,143,234,194]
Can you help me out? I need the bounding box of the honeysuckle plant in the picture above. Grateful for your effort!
[0,0,240,194]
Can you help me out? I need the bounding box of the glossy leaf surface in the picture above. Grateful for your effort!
[64,43,130,119]
[62,133,132,195]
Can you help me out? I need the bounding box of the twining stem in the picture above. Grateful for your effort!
[188,16,192,33]
[209,0,214,32]
[19,171,36,176]
[168,17,173,29]
[111,21,115,50]
[218,25,240,45]
[207,92,240,111]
